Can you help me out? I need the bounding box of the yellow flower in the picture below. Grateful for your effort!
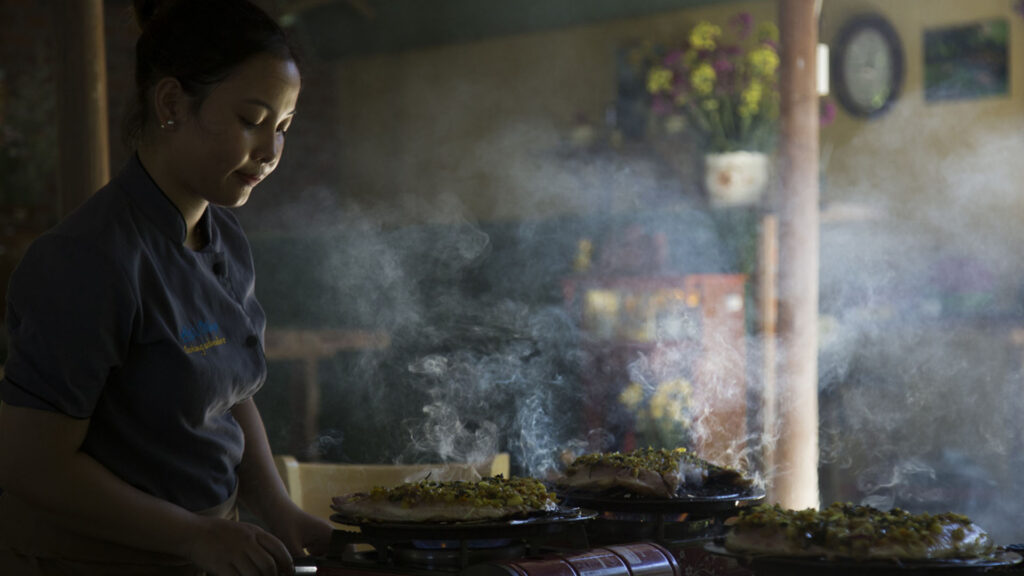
[646,66,674,94]
[689,22,721,51]
[649,397,665,420]
[690,63,716,96]
[650,379,692,424]
[748,46,780,78]
[665,400,687,423]
[757,21,780,44]
[618,382,645,410]
[739,80,763,118]
[643,15,781,153]
[666,379,692,396]
[662,379,692,401]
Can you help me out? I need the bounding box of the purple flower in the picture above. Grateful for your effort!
[713,56,734,75]
[662,49,683,67]
[730,12,753,39]
[651,95,673,115]
[820,98,837,126]
[1015,0,1024,17]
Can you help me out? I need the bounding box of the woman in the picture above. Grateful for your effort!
[0,0,332,573]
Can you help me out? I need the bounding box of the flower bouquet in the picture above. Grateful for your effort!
[618,378,693,450]
[640,13,781,154]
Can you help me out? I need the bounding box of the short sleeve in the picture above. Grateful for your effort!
[1,233,135,418]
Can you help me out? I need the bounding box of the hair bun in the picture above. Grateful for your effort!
[133,0,175,30]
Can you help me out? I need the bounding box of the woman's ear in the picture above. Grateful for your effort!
[152,76,185,130]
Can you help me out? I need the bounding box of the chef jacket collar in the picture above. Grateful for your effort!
[120,153,216,249]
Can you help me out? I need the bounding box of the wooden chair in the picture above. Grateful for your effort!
[274,453,511,523]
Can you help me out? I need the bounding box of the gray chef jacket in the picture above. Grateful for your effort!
[1,154,267,512]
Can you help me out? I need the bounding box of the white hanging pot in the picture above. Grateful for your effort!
[704,151,770,208]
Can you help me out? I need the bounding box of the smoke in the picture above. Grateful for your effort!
[814,102,1024,543]
[238,38,1024,542]
[390,299,585,477]
[245,125,769,489]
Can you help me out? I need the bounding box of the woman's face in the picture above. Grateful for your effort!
[170,53,301,208]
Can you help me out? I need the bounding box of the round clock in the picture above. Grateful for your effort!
[831,14,904,118]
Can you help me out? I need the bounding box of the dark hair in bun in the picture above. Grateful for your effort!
[131,0,167,30]
[123,0,301,146]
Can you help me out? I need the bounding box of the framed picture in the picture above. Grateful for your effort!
[924,18,1008,102]
[831,14,904,118]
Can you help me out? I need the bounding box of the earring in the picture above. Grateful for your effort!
[160,119,175,130]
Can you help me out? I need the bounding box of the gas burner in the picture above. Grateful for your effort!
[392,542,529,570]
[321,508,597,571]
[556,488,764,550]
[462,542,684,576]
[312,541,687,576]
[586,510,720,546]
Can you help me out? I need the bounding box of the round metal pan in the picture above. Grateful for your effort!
[329,506,597,540]
[556,487,765,515]
[703,543,1023,575]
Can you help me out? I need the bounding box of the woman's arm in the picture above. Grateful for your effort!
[0,402,294,575]
[232,397,333,556]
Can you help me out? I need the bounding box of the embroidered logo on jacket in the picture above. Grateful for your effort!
[181,320,227,355]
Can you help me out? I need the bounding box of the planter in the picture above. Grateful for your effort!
[704,151,770,208]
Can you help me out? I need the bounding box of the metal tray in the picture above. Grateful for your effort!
[556,486,765,515]
[329,506,596,540]
[703,542,1022,575]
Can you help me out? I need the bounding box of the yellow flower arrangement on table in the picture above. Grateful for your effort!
[618,378,694,450]
[635,13,780,153]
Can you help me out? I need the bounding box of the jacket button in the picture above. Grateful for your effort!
[245,334,259,348]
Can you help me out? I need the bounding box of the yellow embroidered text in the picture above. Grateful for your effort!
[184,337,227,355]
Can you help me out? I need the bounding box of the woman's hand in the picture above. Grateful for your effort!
[186,516,294,576]
[266,504,333,557]
[230,398,334,558]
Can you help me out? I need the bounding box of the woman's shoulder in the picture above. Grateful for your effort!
[17,171,155,287]
[21,194,132,276]
[42,182,139,256]
[59,180,131,229]
[11,215,135,310]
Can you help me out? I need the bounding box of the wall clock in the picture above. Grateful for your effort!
[831,13,904,118]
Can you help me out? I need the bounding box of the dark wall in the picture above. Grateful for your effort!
[293,0,734,60]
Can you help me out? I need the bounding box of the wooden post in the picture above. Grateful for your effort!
[772,0,820,510]
[52,0,109,217]
[757,214,779,485]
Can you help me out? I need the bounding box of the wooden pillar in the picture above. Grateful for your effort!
[757,214,779,482]
[52,0,109,217]
[771,0,820,510]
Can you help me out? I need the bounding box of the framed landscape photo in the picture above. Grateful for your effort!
[924,18,1009,102]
